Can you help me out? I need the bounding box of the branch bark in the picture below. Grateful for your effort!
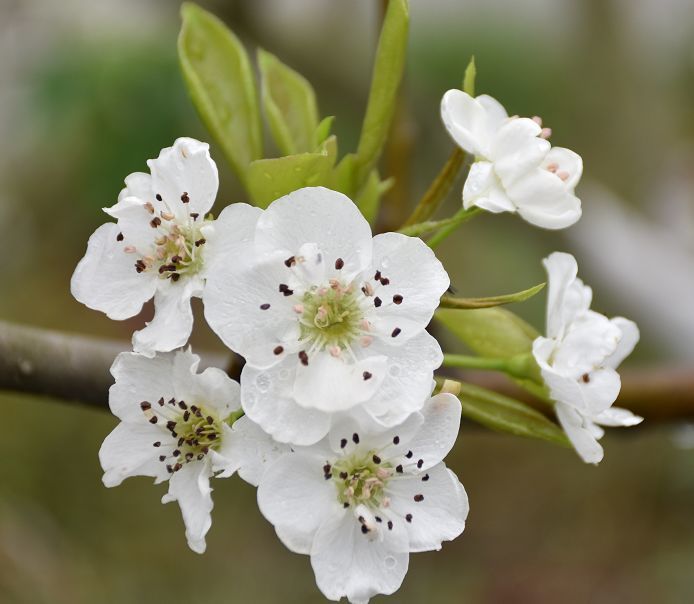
[1,320,693,423]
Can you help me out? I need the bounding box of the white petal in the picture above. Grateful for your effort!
[542,147,583,190]
[132,282,197,356]
[327,411,425,456]
[491,117,549,182]
[162,460,214,554]
[241,363,332,445]
[386,463,468,552]
[202,202,262,276]
[475,94,509,133]
[173,351,240,418]
[462,161,516,213]
[311,511,409,604]
[293,352,388,412]
[440,89,488,156]
[71,223,157,320]
[99,422,171,487]
[606,317,639,369]
[213,417,291,483]
[148,137,219,218]
[593,406,643,428]
[257,450,342,554]
[255,187,373,281]
[393,393,462,471]
[555,401,604,464]
[204,251,300,368]
[117,171,153,204]
[509,169,582,229]
[361,331,441,427]
[369,232,449,341]
[108,352,179,422]
[542,252,591,339]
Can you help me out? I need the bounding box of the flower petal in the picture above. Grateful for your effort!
[311,511,410,604]
[241,362,332,445]
[369,232,449,342]
[440,89,488,156]
[491,117,549,181]
[542,252,592,340]
[593,406,643,428]
[257,450,342,554]
[255,187,373,281]
[509,169,582,229]
[71,223,157,320]
[542,147,583,190]
[173,352,240,418]
[162,460,214,554]
[386,463,468,552]
[132,281,198,356]
[462,161,516,213]
[555,401,604,464]
[216,417,291,483]
[606,317,639,369]
[148,138,219,218]
[99,421,172,487]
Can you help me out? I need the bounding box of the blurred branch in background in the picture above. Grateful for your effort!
[1,319,693,422]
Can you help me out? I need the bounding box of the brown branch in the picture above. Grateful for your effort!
[0,320,234,409]
[1,319,693,423]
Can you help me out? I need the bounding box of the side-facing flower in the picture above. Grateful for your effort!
[532,252,642,464]
[257,393,468,604]
[441,89,582,229]
[203,186,449,446]
[99,349,285,553]
[71,137,260,355]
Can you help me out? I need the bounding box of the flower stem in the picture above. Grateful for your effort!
[442,352,542,383]
[427,206,482,248]
[402,147,467,227]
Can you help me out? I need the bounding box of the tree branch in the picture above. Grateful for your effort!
[1,320,693,423]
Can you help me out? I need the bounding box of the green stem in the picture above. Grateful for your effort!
[442,352,542,383]
[438,282,546,310]
[402,147,467,227]
[398,214,465,238]
[427,206,482,248]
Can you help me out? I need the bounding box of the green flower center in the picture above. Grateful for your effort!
[299,281,365,351]
[330,450,393,508]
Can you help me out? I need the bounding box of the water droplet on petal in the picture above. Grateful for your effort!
[388,364,401,377]
[278,368,290,381]
[384,556,396,570]
[255,373,271,393]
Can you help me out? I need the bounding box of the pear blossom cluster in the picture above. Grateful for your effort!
[71,80,641,600]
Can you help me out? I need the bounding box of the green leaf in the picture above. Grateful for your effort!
[315,116,335,146]
[355,170,393,225]
[178,3,262,184]
[456,382,568,446]
[353,0,409,189]
[439,282,545,309]
[436,307,539,359]
[246,135,337,208]
[462,55,476,96]
[258,48,320,156]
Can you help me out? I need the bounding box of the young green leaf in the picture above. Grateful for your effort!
[258,48,320,156]
[315,116,335,146]
[178,3,262,184]
[439,282,545,309]
[436,307,539,358]
[354,170,393,225]
[353,0,409,189]
[246,136,337,208]
[462,55,476,96]
[456,382,569,446]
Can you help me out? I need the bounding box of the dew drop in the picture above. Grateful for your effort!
[255,373,271,393]
[278,368,290,381]
[388,364,401,377]
[384,556,396,570]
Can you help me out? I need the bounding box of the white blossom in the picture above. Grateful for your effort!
[257,393,468,604]
[71,137,260,356]
[532,252,642,464]
[203,186,449,446]
[441,89,582,229]
[99,349,285,553]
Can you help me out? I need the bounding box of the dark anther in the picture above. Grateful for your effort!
[374,297,382,308]
[393,295,403,304]
[406,514,413,522]
[140,401,151,411]
[299,351,309,366]
[183,411,190,422]
[170,273,180,282]
[150,217,161,228]
[279,283,294,296]
[166,465,173,473]
[340,438,348,449]
[405,450,413,459]
[391,327,402,338]
[284,256,296,267]
[206,416,214,424]
[166,420,177,432]
[387,521,393,530]
[375,516,382,523]
[195,238,206,247]
[361,525,369,534]
[374,270,381,281]
[582,373,591,383]
[393,436,400,445]
[190,212,199,220]
[260,303,271,310]
[422,474,430,482]
[396,465,403,473]
[372,455,381,464]
[417,459,423,469]
[153,441,161,447]
[343,502,350,508]
[173,463,182,472]
[178,401,187,409]
[335,258,344,270]
[149,416,158,424]
[414,494,424,502]
[158,398,165,406]
[116,232,124,242]
[274,345,284,355]
[380,277,390,286]
[339,471,348,479]
[173,449,181,457]
[155,194,162,201]
[352,433,360,444]
[181,192,190,203]
[159,455,166,462]
[363,371,372,381]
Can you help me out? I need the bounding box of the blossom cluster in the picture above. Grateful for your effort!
[71,88,641,602]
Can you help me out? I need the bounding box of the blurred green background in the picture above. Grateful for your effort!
[1,0,693,602]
